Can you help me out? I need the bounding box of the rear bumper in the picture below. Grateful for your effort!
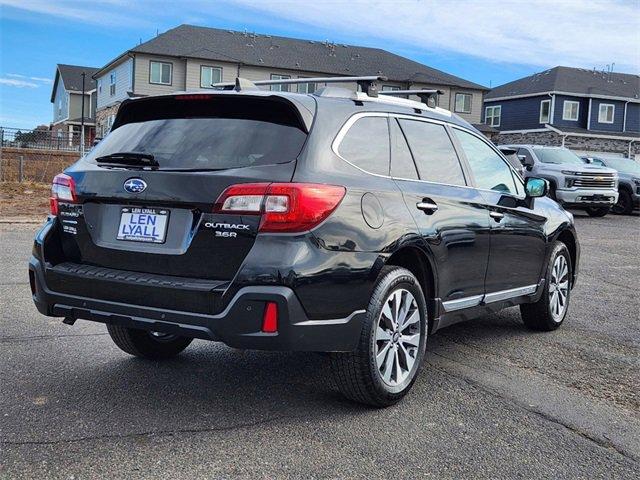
[556,188,618,206]
[29,256,365,352]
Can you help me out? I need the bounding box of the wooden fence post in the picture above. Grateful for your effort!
[19,155,24,183]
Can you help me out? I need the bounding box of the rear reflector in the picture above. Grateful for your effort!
[262,302,278,333]
[214,183,346,233]
[50,173,76,215]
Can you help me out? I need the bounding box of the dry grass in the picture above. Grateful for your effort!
[0,181,50,217]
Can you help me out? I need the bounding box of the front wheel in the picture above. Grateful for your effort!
[330,266,428,407]
[612,190,633,215]
[107,325,193,360]
[585,206,610,217]
[520,242,572,331]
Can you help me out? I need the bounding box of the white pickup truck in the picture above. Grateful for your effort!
[503,145,618,217]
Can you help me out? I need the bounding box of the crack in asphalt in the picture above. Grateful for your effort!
[428,352,639,464]
[0,333,109,343]
[0,414,291,446]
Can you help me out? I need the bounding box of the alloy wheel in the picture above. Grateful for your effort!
[375,289,422,387]
[549,255,569,322]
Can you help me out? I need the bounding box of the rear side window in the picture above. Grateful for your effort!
[338,116,390,176]
[398,120,466,186]
[454,129,517,194]
[390,119,418,179]
[86,96,307,170]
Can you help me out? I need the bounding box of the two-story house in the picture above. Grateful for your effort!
[93,24,488,137]
[484,66,640,159]
[51,64,99,145]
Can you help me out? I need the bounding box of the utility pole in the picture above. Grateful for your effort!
[80,72,86,156]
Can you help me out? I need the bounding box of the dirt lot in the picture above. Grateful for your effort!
[0,182,50,218]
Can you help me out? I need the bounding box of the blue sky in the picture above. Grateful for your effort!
[1,0,638,130]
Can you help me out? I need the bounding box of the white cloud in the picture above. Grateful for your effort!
[1,0,638,72]
[0,78,39,88]
[223,0,640,72]
[6,73,52,84]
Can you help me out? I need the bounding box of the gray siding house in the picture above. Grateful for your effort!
[93,24,488,136]
[483,66,640,158]
[51,64,99,144]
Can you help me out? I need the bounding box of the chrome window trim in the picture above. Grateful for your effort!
[331,112,528,200]
[442,284,539,313]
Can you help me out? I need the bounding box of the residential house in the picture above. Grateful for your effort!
[51,64,99,145]
[483,66,640,158]
[93,24,488,136]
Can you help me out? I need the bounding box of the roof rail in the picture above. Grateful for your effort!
[379,89,444,107]
[213,75,389,97]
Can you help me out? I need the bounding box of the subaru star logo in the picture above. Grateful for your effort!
[123,178,147,194]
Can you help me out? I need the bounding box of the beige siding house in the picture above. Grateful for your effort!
[93,25,488,136]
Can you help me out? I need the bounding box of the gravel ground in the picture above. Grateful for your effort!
[1,212,639,479]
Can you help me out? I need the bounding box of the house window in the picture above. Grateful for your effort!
[58,98,62,116]
[562,100,579,121]
[149,61,172,85]
[485,105,501,127]
[97,79,102,95]
[454,93,472,114]
[297,77,316,94]
[540,100,551,123]
[200,66,222,88]
[382,85,400,91]
[270,74,290,92]
[109,72,116,96]
[598,103,615,124]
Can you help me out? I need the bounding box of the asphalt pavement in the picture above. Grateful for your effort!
[1,212,639,479]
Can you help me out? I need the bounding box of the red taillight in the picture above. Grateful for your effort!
[214,183,346,233]
[262,302,278,333]
[50,173,76,215]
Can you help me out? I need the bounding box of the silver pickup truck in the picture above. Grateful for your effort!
[503,145,618,217]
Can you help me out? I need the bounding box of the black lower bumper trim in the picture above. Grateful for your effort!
[29,257,365,352]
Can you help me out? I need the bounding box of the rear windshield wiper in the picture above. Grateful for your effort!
[95,152,159,168]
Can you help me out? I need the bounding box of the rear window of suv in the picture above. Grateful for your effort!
[86,96,308,171]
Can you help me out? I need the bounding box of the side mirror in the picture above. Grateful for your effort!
[525,177,548,198]
[518,154,534,167]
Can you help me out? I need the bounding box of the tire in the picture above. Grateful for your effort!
[329,266,428,407]
[585,206,610,217]
[520,242,571,331]
[612,189,633,215]
[107,324,193,360]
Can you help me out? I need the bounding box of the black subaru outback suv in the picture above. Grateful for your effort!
[29,77,579,407]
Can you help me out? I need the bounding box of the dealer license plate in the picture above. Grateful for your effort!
[117,207,169,244]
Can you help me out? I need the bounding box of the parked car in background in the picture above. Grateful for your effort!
[580,156,640,215]
[503,145,618,217]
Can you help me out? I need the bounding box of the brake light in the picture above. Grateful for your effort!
[50,173,76,215]
[214,183,346,233]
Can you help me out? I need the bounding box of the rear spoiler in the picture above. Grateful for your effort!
[111,91,315,133]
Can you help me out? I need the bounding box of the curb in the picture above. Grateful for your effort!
[0,217,45,224]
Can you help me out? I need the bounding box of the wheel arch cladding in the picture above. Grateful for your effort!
[556,229,576,285]
[385,246,436,330]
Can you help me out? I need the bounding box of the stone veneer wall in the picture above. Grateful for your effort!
[95,103,121,138]
[495,131,640,158]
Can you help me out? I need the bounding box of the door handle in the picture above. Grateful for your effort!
[490,211,504,222]
[416,200,438,214]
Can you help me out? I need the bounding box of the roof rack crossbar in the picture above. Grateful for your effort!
[213,75,388,97]
[379,89,444,106]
